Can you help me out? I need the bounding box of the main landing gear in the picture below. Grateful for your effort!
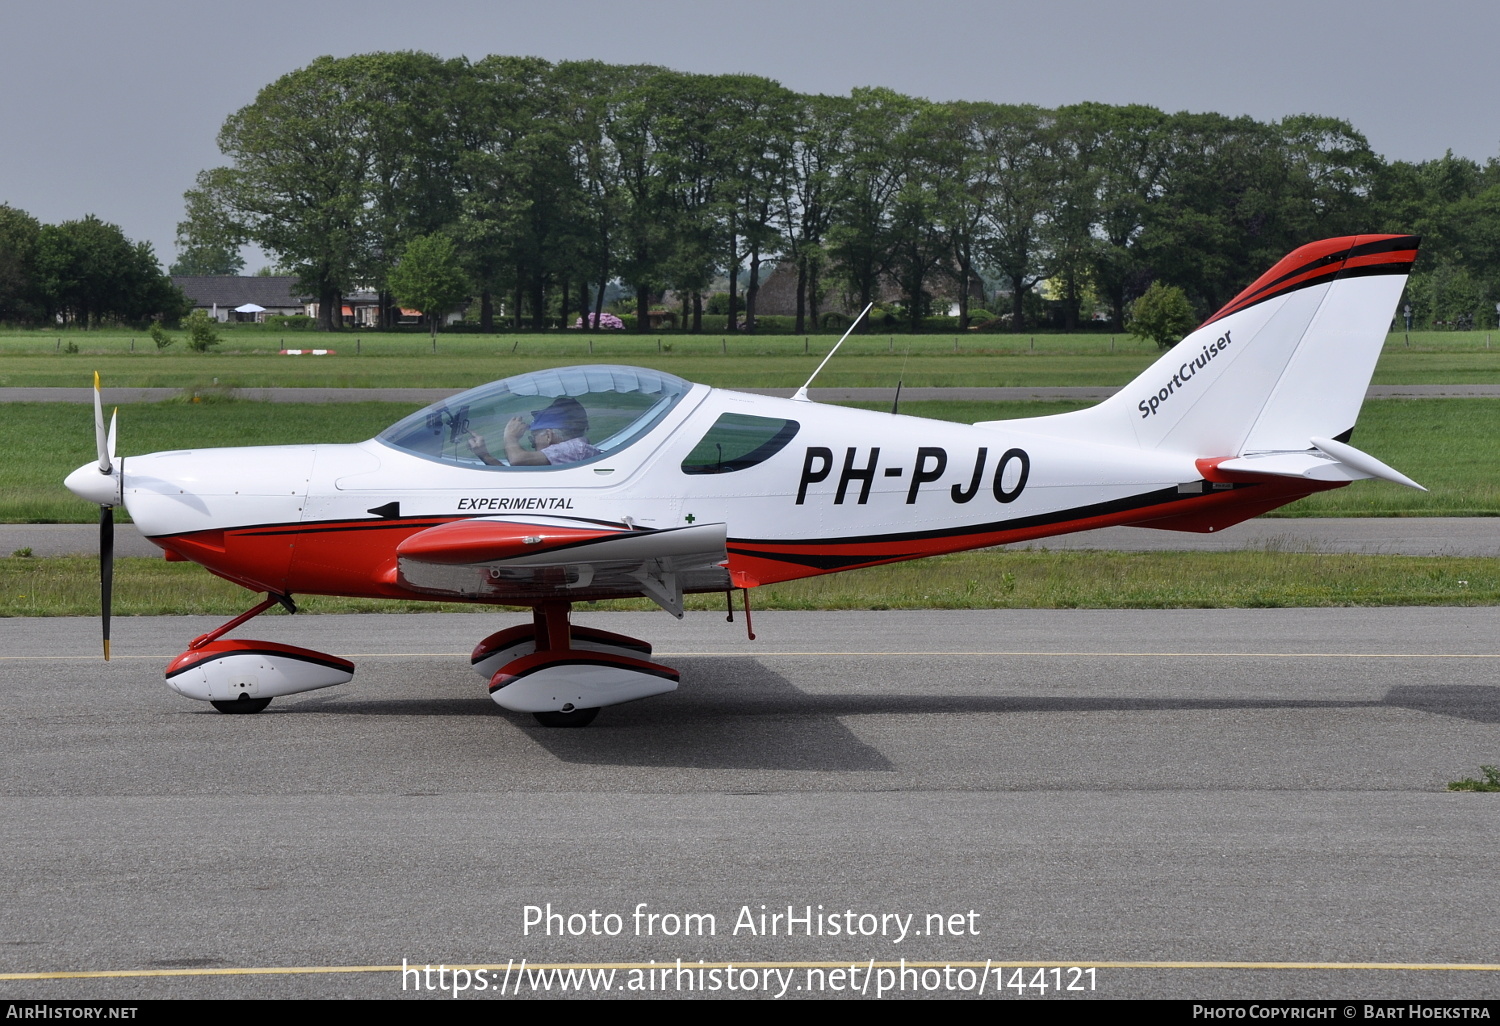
[163,594,353,713]
[211,695,273,715]
[162,597,683,727]
[533,707,600,728]
[474,602,679,727]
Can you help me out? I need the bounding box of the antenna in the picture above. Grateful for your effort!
[892,336,913,414]
[791,302,873,402]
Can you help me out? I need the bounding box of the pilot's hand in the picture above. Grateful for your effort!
[504,416,528,444]
[466,429,496,463]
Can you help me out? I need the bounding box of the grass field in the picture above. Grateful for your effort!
[8,326,1495,615]
[3,329,1499,388]
[7,397,1496,523]
[4,549,1496,617]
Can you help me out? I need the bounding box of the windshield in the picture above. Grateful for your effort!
[378,365,693,469]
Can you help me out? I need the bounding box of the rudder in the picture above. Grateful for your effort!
[990,235,1420,458]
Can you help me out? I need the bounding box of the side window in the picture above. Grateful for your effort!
[681,413,800,475]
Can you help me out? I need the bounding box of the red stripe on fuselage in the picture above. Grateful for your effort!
[151,476,1342,601]
[154,517,460,600]
[724,476,1343,585]
[156,515,655,603]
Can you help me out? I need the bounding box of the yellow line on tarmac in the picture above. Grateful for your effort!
[655,651,1500,660]
[4,651,1498,662]
[6,959,1500,980]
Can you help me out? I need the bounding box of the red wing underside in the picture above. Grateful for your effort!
[392,519,730,609]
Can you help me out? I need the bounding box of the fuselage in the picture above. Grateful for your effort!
[57,237,1421,722]
[107,376,1339,604]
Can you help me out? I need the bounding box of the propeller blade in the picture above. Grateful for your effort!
[100,504,113,661]
[93,371,111,473]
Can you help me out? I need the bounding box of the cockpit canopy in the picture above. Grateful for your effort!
[378,365,693,469]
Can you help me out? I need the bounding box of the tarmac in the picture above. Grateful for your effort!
[2,608,1497,999]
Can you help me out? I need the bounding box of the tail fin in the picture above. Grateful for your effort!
[990,235,1420,458]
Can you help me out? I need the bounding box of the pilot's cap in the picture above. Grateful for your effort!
[529,396,589,436]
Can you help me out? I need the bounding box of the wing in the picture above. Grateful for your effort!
[393,517,729,617]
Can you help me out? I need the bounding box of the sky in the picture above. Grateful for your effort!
[3,0,1497,268]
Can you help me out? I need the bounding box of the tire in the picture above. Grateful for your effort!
[533,707,599,728]
[211,695,273,714]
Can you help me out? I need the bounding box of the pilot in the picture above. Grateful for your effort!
[467,396,602,466]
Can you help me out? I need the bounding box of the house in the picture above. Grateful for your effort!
[172,276,307,323]
[322,290,382,327]
[753,263,979,319]
[307,293,462,328]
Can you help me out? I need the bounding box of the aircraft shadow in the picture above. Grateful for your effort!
[272,694,503,717]
[515,657,897,771]
[1382,684,1500,724]
[267,666,1500,770]
[279,657,892,771]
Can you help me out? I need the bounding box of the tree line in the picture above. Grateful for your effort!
[6,52,1500,333]
[0,207,186,327]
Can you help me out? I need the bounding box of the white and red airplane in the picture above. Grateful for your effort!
[66,234,1424,726]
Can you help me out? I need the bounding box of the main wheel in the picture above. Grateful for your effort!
[533,707,599,728]
[211,695,273,714]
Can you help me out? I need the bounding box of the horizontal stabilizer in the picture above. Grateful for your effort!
[1213,450,1367,482]
[1213,439,1425,491]
[1310,436,1427,491]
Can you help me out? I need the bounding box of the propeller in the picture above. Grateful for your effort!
[92,372,116,660]
[63,373,123,659]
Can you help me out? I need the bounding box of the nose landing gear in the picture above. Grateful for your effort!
[163,594,353,713]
